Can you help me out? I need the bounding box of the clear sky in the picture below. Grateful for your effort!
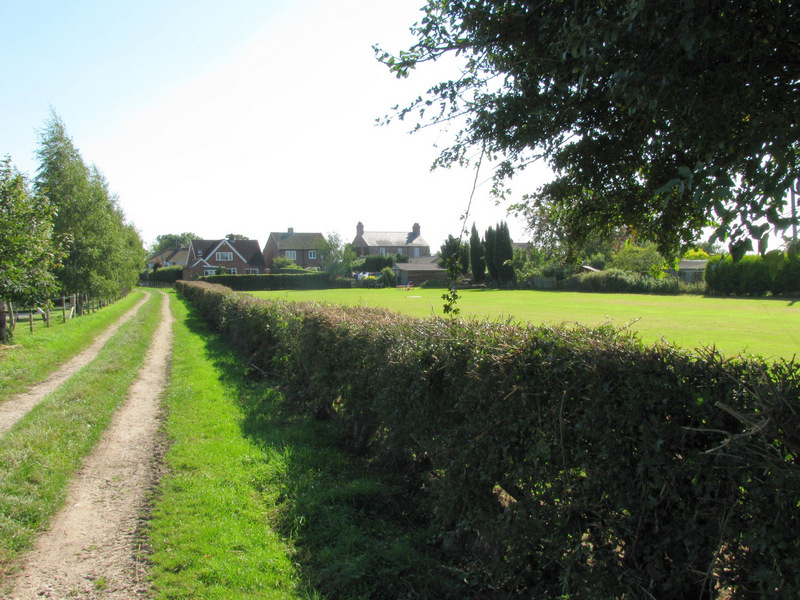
[1,0,551,252]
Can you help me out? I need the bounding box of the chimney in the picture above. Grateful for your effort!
[357,221,364,237]
[412,223,421,237]
[288,227,294,234]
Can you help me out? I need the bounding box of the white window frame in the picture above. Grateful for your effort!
[216,251,233,261]
[245,268,259,274]
[285,250,297,260]
[228,268,237,275]
[203,269,217,276]
[308,250,317,260]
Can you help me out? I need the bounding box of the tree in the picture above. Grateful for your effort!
[0,157,61,342]
[611,242,671,278]
[316,233,356,279]
[226,233,249,241]
[378,1,800,257]
[469,223,485,282]
[439,234,470,275]
[151,232,198,254]
[495,221,515,285]
[35,112,143,305]
[484,225,497,281]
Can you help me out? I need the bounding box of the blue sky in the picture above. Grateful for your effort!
[1,1,550,251]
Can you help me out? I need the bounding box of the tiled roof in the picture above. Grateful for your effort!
[269,231,324,250]
[360,232,428,247]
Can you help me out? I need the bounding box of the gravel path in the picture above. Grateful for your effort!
[5,290,173,600]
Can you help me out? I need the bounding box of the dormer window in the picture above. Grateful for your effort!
[216,252,233,261]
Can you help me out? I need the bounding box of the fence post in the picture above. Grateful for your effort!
[62,296,67,323]
[29,306,34,333]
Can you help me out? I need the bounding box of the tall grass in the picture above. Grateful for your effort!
[0,291,162,583]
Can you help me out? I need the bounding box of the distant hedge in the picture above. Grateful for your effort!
[144,265,183,283]
[177,280,800,599]
[200,272,330,291]
[563,268,686,294]
[706,254,800,296]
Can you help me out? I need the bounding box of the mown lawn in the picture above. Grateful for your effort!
[248,288,800,360]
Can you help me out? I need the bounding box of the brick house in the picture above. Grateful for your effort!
[351,222,431,259]
[184,239,266,279]
[262,228,325,270]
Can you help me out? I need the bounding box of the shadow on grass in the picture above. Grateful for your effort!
[179,300,473,600]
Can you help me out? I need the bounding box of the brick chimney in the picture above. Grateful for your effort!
[357,221,364,237]
[412,222,421,238]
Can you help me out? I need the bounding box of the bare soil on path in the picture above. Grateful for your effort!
[5,291,174,600]
[0,291,152,437]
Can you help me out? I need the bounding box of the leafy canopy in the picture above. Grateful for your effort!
[377,0,800,257]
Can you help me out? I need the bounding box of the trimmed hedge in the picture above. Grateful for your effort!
[563,268,688,294]
[177,281,800,598]
[706,254,800,296]
[142,265,183,283]
[201,272,330,291]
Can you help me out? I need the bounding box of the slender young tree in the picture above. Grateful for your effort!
[469,222,485,283]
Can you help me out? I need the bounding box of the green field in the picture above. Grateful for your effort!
[248,288,800,360]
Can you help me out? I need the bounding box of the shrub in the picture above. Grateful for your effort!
[705,254,799,296]
[176,280,800,598]
[563,269,684,294]
[201,273,329,291]
[418,279,446,288]
[377,266,395,287]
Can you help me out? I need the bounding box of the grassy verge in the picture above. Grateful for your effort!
[0,290,163,582]
[148,294,466,599]
[0,289,147,404]
[249,288,800,359]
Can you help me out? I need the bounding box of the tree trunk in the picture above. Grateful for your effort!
[0,301,9,344]
[7,300,15,330]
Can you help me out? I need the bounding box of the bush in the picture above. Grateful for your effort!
[563,269,684,294]
[377,266,396,287]
[176,280,800,598]
[418,279,446,288]
[705,254,800,296]
[145,265,183,283]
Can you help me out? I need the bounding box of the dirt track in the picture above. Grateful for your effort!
[4,290,173,599]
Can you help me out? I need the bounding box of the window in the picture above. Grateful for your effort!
[204,269,217,276]
[216,251,233,261]
[414,248,420,258]
[285,250,297,260]
[379,248,386,256]
[228,268,237,275]
[245,268,259,274]
[308,250,317,260]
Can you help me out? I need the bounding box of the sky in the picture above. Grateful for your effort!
[1,0,552,252]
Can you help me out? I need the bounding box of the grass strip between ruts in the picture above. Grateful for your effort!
[0,289,148,404]
[0,290,163,583]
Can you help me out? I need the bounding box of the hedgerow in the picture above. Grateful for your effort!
[177,280,800,598]
[706,254,800,296]
[200,272,330,291]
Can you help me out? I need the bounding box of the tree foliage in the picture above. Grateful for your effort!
[469,222,485,282]
[439,234,470,275]
[151,232,198,254]
[0,158,62,342]
[378,1,800,256]
[316,233,356,279]
[34,112,144,300]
